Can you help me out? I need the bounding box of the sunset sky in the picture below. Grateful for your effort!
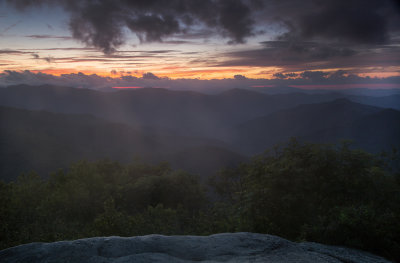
[1,0,399,89]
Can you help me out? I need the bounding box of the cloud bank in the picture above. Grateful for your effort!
[1,70,399,93]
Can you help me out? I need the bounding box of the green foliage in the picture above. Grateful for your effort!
[0,159,206,248]
[1,141,399,261]
[93,197,131,236]
[210,139,400,261]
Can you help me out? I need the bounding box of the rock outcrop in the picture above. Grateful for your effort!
[0,232,391,263]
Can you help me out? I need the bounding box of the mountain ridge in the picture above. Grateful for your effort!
[0,106,244,181]
[233,99,399,154]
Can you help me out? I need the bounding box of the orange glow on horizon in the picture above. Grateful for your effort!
[2,67,400,81]
[24,66,277,79]
[30,69,111,77]
[154,67,266,79]
[358,72,400,78]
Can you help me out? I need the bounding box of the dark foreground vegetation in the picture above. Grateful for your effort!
[1,140,399,261]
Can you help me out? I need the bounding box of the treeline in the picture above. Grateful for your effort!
[0,140,399,261]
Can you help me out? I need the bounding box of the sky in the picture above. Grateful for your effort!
[0,0,399,90]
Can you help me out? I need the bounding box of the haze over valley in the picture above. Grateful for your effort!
[1,84,399,181]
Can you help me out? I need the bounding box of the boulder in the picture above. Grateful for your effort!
[0,232,391,263]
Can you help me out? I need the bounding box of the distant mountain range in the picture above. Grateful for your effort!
[0,85,356,138]
[348,94,400,110]
[233,99,399,154]
[0,85,399,181]
[249,86,400,97]
[0,106,244,181]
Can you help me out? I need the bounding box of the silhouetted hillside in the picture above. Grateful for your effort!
[233,99,398,154]
[349,94,400,110]
[0,85,353,138]
[0,106,243,181]
[1,85,399,178]
[303,108,400,152]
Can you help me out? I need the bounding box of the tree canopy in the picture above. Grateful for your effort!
[1,140,399,261]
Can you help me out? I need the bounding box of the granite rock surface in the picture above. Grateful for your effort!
[0,232,392,263]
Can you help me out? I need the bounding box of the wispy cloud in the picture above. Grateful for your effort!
[31,53,55,63]
[23,47,98,52]
[0,49,32,55]
[0,20,21,34]
[216,41,400,74]
[25,34,73,40]
[46,23,54,30]
[163,40,195,45]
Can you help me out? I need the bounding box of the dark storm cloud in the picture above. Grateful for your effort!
[126,14,181,42]
[67,1,125,54]
[214,0,253,43]
[218,38,400,72]
[6,0,400,73]
[5,0,54,10]
[7,0,256,53]
[218,41,359,70]
[261,41,357,59]
[265,0,399,45]
[299,0,396,45]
